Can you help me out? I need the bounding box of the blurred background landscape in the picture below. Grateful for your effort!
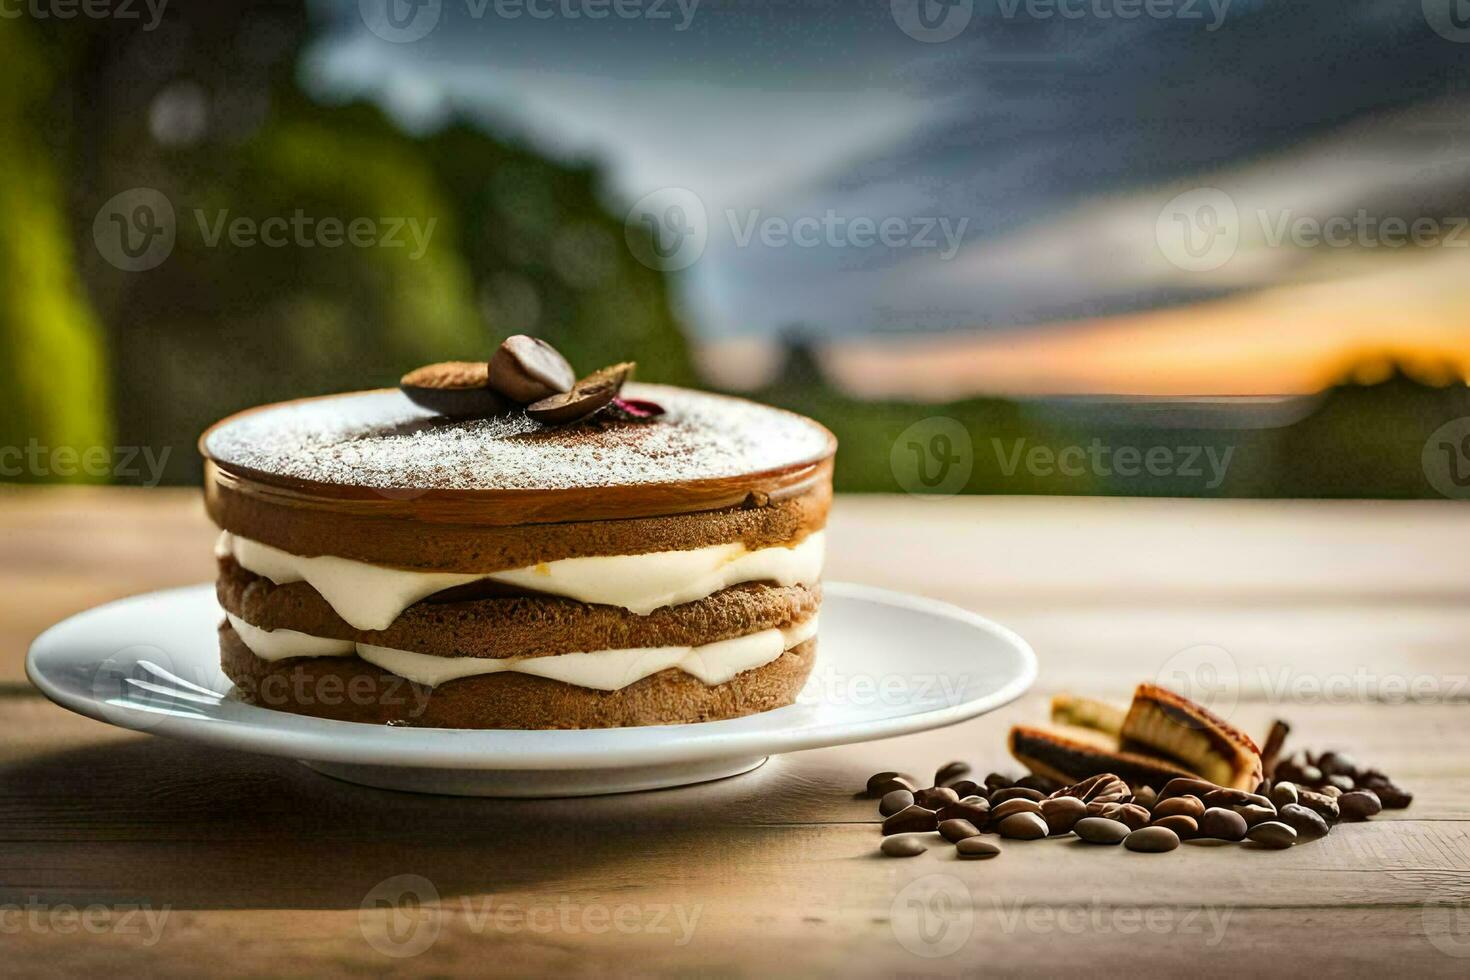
[5,0,1470,496]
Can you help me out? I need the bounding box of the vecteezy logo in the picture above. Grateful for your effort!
[890,874,973,958]
[891,0,974,43]
[359,874,442,958]
[89,644,220,732]
[92,188,176,272]
[1422,417,1470,499]
[891,417,973,497]
[359,0,442,43]
[1156,187,1239,272]
[1155,644,1239,723]
[1424,0,1470,43]
[624,188,708,272]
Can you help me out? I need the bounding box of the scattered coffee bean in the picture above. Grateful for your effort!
[1277,803,1329,842]
[1320,785,1343,798]
[1338,789,1383,821]
[488,335,576,404]
[914,787,960,810]
[939,819,983,843]
[866,772,918,798]
[1074,817,1131,845]
[1153,796,1205,821]
[1197,807,1247,841]
[1159,777,1218,801]
[1237,804,1278,828]
[1203,788,1273,811]
[948,779,981,799]
[938,799,991,825]
[990,798,1044,823]
[399,362,512,419]
[983,773,1014,794]
[883,805,939,836]
[1298,764,1323,785]
[881,834,929,857]
[1269,781,1299,809]
[1369,782,1412,809]
[1151,815,1198,839]
[1124,826,1180,853]
[526,362,632,426]
[1246,821,1297,849]
[1016,774,1063,795]
[1297,790,1341,824]
[1040,797,1087,835]
[1132,786,1158,810]
[879,789,915,817]
[1113,804,1152,831]
[1318,751,1357,778]
[1058,774,1130,804]
[956,837,1002,859]
[997,812,1049,840]
[989,786,1046,806]
[934,761,972,786]
[1326,774,1356,793]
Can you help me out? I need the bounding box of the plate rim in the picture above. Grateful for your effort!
[26,581,1036,771]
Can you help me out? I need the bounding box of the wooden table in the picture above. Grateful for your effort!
[3,488,1468,976]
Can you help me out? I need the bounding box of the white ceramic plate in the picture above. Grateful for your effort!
[26,582,1036,797]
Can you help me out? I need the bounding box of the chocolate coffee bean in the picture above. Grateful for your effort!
[913,787,960,810]
[948,780,981,799]
[1370,782,1412,809]
[1246,821,1297,849]
[1320,785,1342,798]
[989,798,1044,823]
[1131,786,1158,810]
[939,819,983,843]
[1152,796,1205,821]
[1073,817,1130,844]
[488,335,576,404]
[866,772,918,798]
[1318,751,1357,778]
[983,773,1014,794]
[1269,781,1299,809]
[997,812,1049,840]
[938,799,990,825]
[989,787,1046,805]
[399,362,512,418]
[881,834,929,857]
[956,837,1001,859]
[1058,774,1129,804]
[1237,804,1278,828]
[882,805,938,835]
[1159,777,1219,801]
[1197,807,1247,841]
[879,789,915,816]
[1124,827,1180,853]
[1040,796,1086,835]
[1298,764,1323,785]
[1151,815,1198,839]
[1016,774,1062,794]
[1113,804,1151,831]
[1277,803,1329,842]
[526,362,632,426]
[1338,789,1383,821]
[934,761,972,786]
[1203,788,1273,811]
[1326,774,1355,793]
[1297,789,1341,824]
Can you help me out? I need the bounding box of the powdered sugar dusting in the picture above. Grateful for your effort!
[204,384,834,491]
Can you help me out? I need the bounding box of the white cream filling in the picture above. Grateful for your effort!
[218,530,824,631]
[226,613,818,691]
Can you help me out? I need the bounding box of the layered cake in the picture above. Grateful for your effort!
[199,340,836,728]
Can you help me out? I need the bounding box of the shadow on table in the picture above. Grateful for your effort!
[0,730,868,909]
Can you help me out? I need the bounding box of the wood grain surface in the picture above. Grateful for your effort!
[2,487,1468,977]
